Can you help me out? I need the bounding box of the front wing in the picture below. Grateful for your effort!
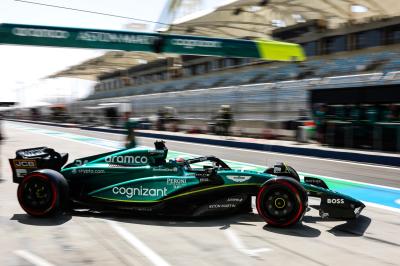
[303,177,365,219]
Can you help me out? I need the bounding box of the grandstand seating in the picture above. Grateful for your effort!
[86,47,400,101]
[320,73,382,87]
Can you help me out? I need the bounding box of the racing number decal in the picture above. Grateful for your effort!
[75,159,89,166]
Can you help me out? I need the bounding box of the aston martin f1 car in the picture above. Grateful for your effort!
[10,141,365,227]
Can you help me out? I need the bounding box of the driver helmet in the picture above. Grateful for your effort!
[175,157,186,165]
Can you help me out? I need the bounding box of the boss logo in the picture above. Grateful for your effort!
[14,160,36,168]
[327,198,345,204]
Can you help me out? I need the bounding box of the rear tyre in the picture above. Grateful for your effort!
[256,177,307,227]
[17,169,69,217]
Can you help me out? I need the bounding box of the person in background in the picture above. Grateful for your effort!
[105,108,118,127]
[123,111,137,149]
[157,108,167,131]
[208,110,219,134]
[218,105,234,136]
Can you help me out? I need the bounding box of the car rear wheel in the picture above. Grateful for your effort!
[256,177,307,227]
[17,169,69,217]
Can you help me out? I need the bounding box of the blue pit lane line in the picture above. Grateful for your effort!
[7,122,400,211]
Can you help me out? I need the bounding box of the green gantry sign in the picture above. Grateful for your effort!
[0,23,306,61]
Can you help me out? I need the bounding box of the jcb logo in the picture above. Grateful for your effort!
[14,160,36,168]
[327,198,345,204]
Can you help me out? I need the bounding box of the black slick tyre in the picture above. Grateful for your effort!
[17,169,69,217]
[256,177,307,227]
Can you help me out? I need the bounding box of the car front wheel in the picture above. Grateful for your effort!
[256,177,307,227]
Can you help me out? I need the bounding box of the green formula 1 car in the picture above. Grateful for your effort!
[10,141,365,227]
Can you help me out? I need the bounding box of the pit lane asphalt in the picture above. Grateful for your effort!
[0,122,399,266]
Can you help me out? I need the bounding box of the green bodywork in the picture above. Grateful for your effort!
[61,146,358,204]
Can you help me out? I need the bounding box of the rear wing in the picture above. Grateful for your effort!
[9,147,68,183]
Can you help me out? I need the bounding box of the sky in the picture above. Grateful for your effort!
[0,0,223,107]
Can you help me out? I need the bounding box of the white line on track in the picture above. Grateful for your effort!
[223,228,271,257]
[298,173,400,192]
[8,124,118,151]
[363,202,400,214]
[107,220,171,266]
[14,250,55,266]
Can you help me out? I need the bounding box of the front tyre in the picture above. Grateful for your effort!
[17,169,69,217]
[256,177,307,227]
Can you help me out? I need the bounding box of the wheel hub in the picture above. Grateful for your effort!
[274,197,286,209]
[265,189,294,218]
[23,178,53,210]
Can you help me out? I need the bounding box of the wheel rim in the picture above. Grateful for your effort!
[263,187,295,219]
[18,174,57,216]
[257,180,304,227]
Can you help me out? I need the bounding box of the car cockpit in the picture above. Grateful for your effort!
[179,156,231,172]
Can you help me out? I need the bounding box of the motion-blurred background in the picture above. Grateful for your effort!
[2,0,400,152]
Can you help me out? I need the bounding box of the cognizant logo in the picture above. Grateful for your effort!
[112,186,167,198]
[105,155,148,164]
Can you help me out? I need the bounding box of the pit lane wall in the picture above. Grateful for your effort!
[5,119,400,167]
